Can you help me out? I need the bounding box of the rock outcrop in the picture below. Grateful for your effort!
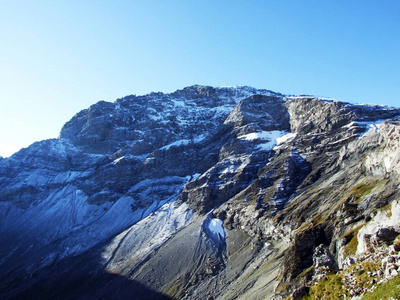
[0,85,399,299]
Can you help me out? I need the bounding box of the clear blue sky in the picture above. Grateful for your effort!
[1,1,399,157]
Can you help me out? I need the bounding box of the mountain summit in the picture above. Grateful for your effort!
[1,85,400,299]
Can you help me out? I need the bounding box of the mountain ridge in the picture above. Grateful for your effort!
[1,85,400,299]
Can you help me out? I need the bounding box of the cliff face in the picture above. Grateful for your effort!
[0,85,399,299]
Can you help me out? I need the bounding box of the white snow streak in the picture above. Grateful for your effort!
[276,132,297,145]
[238,130,287,151]
[161,139,192,150]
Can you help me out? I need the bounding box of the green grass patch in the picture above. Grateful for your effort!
[362,273,400,300]
[303,271,347,300]
[302,261,381,300]
[345,179,388,204]
[345,261,380,291]
[342,224,364,257]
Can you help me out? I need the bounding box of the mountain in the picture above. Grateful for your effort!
[1,85,400,299]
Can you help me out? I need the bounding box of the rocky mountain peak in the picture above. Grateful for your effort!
[1,86,400,299]
[59,85,285,154]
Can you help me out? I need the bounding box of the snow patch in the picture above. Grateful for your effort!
[342,120,386,138]
[358,120,384,137]
[221,165,237,175]
[112,156,125,165]
[343,121,357,129]
[362,122,382,135]
[238,130,287,151]
[161,139,192,150]
[239,130,286,142]
[208,218,226,239]
[276,132,297,145]
[192,173,201,180]
[193,134,207,143]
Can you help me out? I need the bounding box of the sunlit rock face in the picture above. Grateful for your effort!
[1,85,400,299]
